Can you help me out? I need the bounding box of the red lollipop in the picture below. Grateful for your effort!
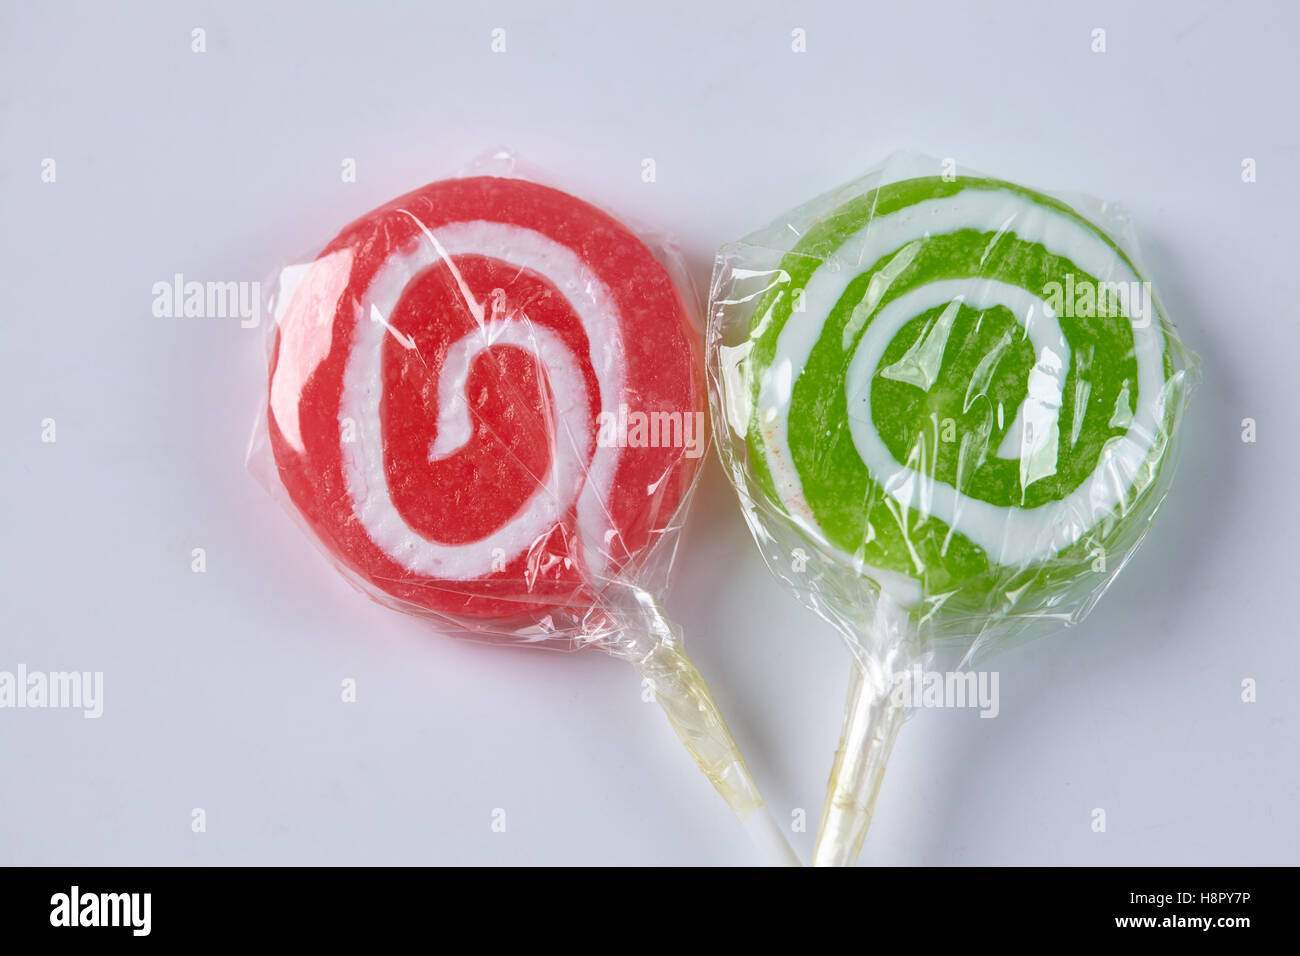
[258,173,795,863]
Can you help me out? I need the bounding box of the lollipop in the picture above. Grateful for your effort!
[259,171,796,864]
[708,160,1198,865]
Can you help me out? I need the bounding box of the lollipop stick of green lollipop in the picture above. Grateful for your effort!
[813,593,911,867]
[815,664,906,866]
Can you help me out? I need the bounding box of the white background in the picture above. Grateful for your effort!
[2,0,1297,865]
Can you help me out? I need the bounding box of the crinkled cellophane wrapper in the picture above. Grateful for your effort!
[248,151,707,652]
[707,152,1200,864]
[246,151,797,864]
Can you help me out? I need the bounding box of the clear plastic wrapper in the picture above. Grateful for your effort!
[248,151,797,865]
[707,153,1200,865]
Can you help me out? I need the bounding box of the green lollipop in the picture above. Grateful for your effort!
[709,163,1198,865]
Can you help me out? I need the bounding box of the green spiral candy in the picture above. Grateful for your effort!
[745,175,1187,615]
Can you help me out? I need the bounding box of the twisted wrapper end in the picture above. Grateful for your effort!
[591,586,801,867]
[813,592,915,867]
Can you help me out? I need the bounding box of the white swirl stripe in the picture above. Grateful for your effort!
[759,185,1168,568]
[340,220,626,581]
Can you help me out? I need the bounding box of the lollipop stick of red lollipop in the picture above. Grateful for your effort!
[583,587,800,866]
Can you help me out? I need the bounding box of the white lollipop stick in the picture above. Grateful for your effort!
[598,588,802,867]
[813,592,914,867]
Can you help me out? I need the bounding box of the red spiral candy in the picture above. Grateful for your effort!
[267,176,704,622]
